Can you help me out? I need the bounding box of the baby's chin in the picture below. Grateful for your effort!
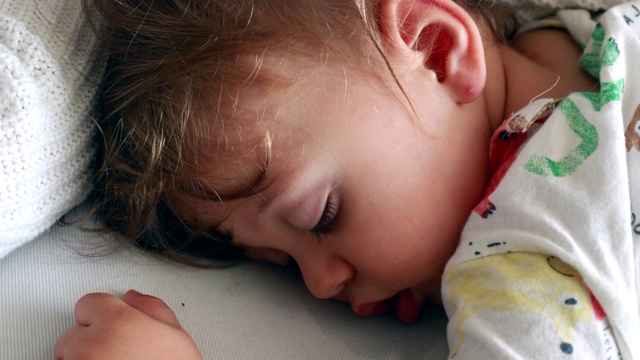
[394,288,445,323]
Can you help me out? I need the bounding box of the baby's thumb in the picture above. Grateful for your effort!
[122,289,183,329]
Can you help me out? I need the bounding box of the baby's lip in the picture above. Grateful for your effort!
[353,290,421,323]
[354,298,394,316]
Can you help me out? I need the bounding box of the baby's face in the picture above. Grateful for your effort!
[178,61,493,322]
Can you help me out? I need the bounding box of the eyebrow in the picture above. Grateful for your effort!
[185,144,274,207]
[168,163,271,235]
[192,168,270,205]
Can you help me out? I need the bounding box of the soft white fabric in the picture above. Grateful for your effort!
[496,0,631,24]
[443,3,640,359]
[0,1,100,258]
[0,206,450,359]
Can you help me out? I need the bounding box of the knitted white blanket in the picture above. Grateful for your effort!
[0,0,626,259]
[0,1,101,258]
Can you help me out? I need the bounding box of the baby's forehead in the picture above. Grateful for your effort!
[167,163,268,232]
[173,117,278,218]
[194,71,314,162]
[175,121,309,232]
[182,52,382,205]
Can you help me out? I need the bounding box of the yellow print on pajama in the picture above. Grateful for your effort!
[444,253,604,358]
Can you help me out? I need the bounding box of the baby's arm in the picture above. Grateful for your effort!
[55,290,203,360]
[443,253,618,359]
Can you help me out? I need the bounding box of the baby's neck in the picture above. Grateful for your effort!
[484,29,599,132]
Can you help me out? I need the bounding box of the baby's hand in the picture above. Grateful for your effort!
[55,290,203,360]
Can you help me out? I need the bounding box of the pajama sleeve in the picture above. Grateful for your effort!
[442,252,619,359]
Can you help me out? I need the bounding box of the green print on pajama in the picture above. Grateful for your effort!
[580,24,620,79]
[525,99,600,177]
[525,24,623,177]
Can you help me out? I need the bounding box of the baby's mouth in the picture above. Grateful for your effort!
[354,289,421,323]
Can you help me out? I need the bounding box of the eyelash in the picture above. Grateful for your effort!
[310,196,338,242]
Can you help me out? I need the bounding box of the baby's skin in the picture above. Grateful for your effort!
[55,290,202,359]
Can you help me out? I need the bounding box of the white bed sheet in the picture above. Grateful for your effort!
[0,205,449,359]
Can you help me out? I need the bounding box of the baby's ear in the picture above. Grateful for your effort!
[378,0,486,104]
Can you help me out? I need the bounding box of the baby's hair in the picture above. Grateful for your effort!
[83,0,516,266]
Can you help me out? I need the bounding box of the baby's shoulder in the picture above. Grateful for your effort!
[510,29,582,74]
[510,28,597,94]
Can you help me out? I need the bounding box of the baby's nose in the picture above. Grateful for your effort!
[298,256,354,299]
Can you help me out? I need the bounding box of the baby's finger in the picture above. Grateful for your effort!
[54,325,85,360]
[121,290,182,328]
[74,292,123,326]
